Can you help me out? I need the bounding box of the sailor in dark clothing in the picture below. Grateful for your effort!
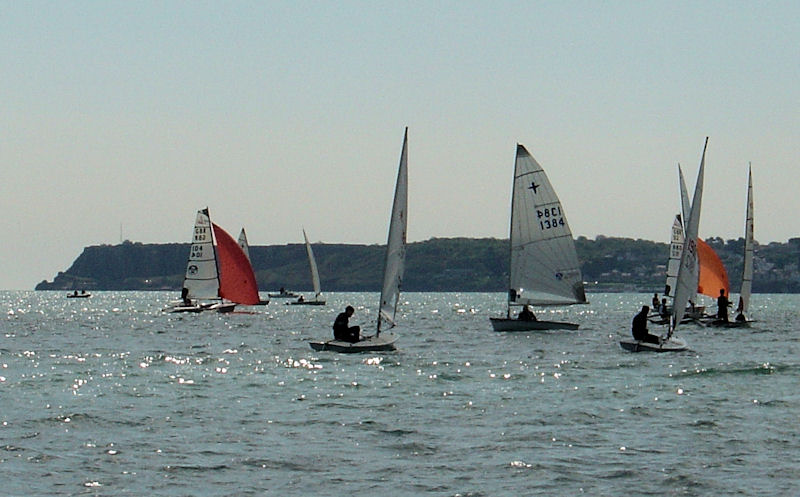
[632,305,661,344]
[333,305,360,343]
[652,293,660,312]
[734,296,746,322]
[717,289,731,322]
[181,287,191,305]
[517,305,536,321]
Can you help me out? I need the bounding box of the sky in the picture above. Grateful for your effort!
[1,1,798,290]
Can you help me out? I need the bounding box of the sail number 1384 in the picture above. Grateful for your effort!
[537,207,564,230]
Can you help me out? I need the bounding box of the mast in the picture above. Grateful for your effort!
[505,144,522,318]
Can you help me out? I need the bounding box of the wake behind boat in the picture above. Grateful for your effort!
[309,128,408,353]
[490,144,587,332]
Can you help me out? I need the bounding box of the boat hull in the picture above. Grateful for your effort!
[490,317,579,331]
[289,300,326,306]
[309,333,398,353]
[619,336,688,352]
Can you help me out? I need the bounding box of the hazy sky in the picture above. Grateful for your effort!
[2,1,798,289]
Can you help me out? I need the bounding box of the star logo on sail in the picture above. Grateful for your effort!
[528,182,540,194]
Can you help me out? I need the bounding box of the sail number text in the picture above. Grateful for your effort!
[537,207,565,230]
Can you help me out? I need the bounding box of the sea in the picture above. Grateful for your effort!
[2,290,798,496]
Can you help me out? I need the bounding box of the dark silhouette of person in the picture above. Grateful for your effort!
[632,305,660,344]
[181,287,191,305]
[717,289,730,322]
[517,305,536,321]
[652,293,660,312]
[333,305,360,343]
[660,298,669,318]
[734,296,746,322]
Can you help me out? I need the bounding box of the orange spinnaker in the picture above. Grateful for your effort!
[212,223,260,305]
[697,238,730,298]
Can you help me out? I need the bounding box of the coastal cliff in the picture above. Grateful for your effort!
[35,237,800,293]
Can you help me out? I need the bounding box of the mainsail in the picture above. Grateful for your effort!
[665,214,684,298]
[302,229,322,300]
[671,137,708,334]
[738,166,754,316]
[183,209,219,300]
[213,223,260,305]
[377,127,408,334]
[507,144,586,307]
[238,228,251,262]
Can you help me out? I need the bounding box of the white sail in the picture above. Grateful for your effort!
[665,214,684,298]
[238,228,251,262]
[507,144,586,307]
[183,208,219,300]
[738,165,754,316]
[377,127,408,333]
[302,229,322,299]
[671,137,708,334]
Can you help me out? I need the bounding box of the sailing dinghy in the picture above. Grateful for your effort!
[290,229,326,305]
[310,128,408,352]
[621,138,709,352]
[715,165,754,328]
[490,144,587,332]
[167,209,260,313]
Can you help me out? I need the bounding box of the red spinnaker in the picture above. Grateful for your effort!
[697,238,730,298]
[212,223,260,305]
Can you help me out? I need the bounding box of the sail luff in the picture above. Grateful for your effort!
[739,165,754,315]
[671,137,708,335]
[302,229,322,299]
[377,127,408,335]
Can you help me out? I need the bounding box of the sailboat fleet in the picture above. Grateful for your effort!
[161,130,756,354]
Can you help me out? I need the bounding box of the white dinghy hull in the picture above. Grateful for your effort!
[619,336,688,353]
[309,333,398,353]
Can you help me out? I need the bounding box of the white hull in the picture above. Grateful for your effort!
[309,333,398,353]
[490,317,579,331]
[619,336,688,353]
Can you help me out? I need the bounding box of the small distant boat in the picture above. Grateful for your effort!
[268,288,298,299]
[310,127,408,352]
[490,144,587,332]
[238,228,269,305]
[166,208,259,313]
[622,137,709,352]
[289,229,326,306]
[67,291,91,299]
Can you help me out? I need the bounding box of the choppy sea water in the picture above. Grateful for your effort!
[2,291,799,496]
